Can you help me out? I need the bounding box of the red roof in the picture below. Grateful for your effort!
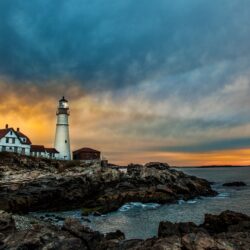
[45,148,59,154]
[0,129,10,139]
[0,128,32,145]
[73,147,101,154]
[31,145,45,152]
[16,131,32,145]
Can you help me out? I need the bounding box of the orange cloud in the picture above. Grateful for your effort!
[101,148,250,166]
[1,80,250,166]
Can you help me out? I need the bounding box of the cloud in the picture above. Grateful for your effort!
[1,1,250,165]
[1,75,250,165]
[155,137,250,153]
[1,0,250,91]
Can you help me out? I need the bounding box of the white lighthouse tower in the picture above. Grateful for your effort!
[54,96,71,160]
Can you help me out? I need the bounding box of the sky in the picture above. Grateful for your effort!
[1,0,250,166]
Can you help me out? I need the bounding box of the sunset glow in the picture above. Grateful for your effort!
[1,80,249,166]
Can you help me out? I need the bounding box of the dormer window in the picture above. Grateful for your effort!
[22,138,26,143]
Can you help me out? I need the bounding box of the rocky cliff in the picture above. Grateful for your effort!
[0,152,216,214]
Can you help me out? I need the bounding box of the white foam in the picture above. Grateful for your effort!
[178,199,185,205]
[217,192,230,198]
[187,200,197,204]
[119,202,160,212]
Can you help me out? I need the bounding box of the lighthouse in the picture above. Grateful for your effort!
[54,96,71,160]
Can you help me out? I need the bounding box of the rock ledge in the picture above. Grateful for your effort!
[0,153,217,214]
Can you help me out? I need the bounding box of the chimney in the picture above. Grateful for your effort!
[5,124,8,129]
[17,128,20,132]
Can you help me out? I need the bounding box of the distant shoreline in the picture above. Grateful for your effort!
[174,165,250,169]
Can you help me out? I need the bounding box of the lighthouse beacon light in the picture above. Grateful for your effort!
[54,96,71,160]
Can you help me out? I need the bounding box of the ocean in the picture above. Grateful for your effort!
[32,167,250,239]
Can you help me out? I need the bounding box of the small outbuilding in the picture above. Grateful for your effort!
[45,148,59,159]
[30,145,59,159]
[73,147,101,161]
[30,145,46,158]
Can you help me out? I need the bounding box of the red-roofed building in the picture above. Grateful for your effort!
[45,148,59,159]
[73,147,101,161]
[30,145,59,159]
[0,124,59,160]
[30,145,46,157]
[0,125,31,155]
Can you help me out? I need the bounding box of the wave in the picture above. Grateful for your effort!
[119,202,161,212]
[216,192,230,198]
[178,199,185,205]
[187,200,197,204]
[178,199,197,205]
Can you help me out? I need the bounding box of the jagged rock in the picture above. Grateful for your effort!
[144,162,170,170]
[0,153,216,215]
[63,218,104,249]
[202,210,250,234]
[0,209,16,248]
[0,211,87,250]
[223,181,247,187]
[1,210,250,249]
[1,211,125,250]
[119,239,144,249]
[105,230,125,241]
[158,221,202,237]
[181,232,227,250]
[132,211,250,250]
[0,210,15,233]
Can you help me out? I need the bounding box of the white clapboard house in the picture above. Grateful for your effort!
[0,124,59,159]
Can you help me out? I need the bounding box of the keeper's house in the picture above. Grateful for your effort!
[0,124,59,159]
[0,124,31,155]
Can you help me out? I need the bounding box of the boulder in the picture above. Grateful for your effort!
[63,218,104,249]
[158,221,202,237]
[0,210,15,233]
[105,230,125,241]
[1,211,126,250]
[132,210,250,250]
[223,181,247,187]
[144,162,170,170]
[202,210,250,234]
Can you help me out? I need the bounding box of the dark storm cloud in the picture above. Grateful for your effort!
[1,0,250,90]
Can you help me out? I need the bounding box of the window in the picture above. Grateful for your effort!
[6,138,9,143]
[65,140,67,144]
[2,146,6,151]
[12,138,15,144]
[22,138,26,143]
[10,131,13,135]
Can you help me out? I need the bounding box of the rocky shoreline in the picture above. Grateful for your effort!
[0,153,249,249]
[1,209,250,249]
[0,153,216,215]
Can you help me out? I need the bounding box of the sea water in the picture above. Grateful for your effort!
[32,167,250,239]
